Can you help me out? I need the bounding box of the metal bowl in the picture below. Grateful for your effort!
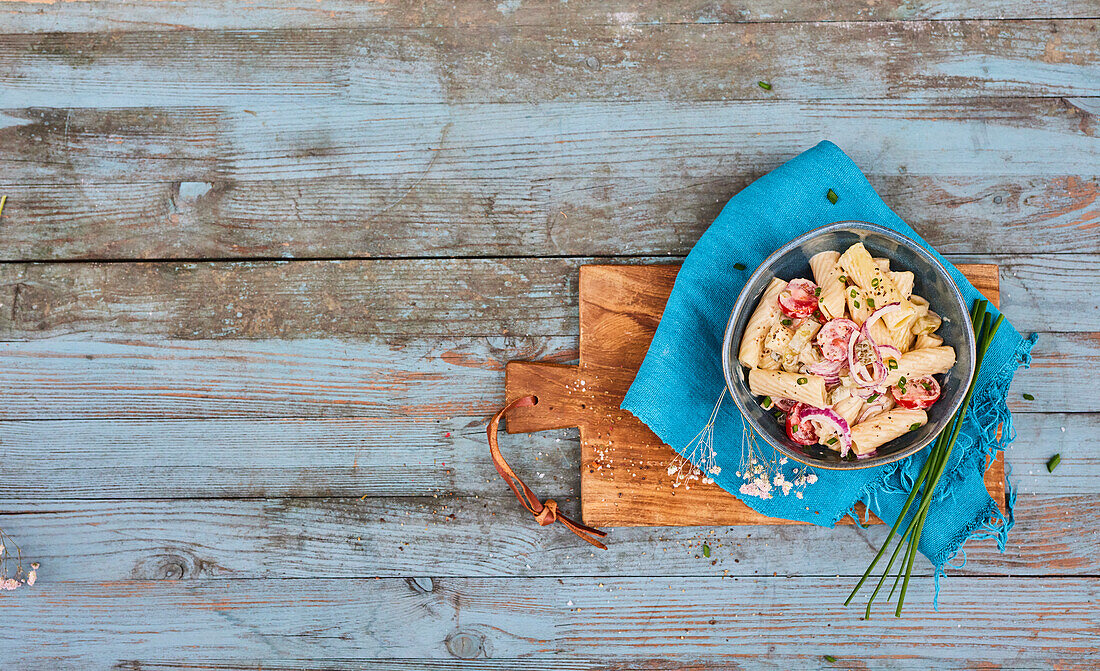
[721,221,976,470]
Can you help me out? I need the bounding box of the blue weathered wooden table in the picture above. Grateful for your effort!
[0,1,1097,667]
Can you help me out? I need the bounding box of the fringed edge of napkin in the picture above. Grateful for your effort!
[844,332,1037,607]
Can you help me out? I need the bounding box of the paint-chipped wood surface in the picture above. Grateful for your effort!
[505,263,1006,527]
[0,0,1095,667]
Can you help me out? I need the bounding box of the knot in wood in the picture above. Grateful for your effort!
[405,576,434,593]
[444,630,486,659]
[585,56,601,70]
[158,554,189,580]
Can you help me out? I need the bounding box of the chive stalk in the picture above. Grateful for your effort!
[846,299,1003,617]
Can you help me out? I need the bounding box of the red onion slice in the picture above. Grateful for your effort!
[878,344,902,360]
[847,329,886,388]
[857,399,889,423]
[854,384,887,401]
[798,406,853,457]
[807,358,845,376]
[848,306,900,389]
[863,302,902,335]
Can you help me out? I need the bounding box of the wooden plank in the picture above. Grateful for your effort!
[0,256,1095,339]
[0,494,1094,580]
[0,410,1089,500]
[0,331,1089,428]
[1,100,1097,185]
[1,22,1097,105]
[1,577,1095,666]
[1,174,1096,260]
[56,661,1099,671]
[3,0,1096,33]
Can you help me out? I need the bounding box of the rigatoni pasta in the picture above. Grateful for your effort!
[810,251,846,320]
[850,409,928,455]
[737,241,956,460]
[748,369,828,409]
[838,242,913,330]
[738,278,787,368]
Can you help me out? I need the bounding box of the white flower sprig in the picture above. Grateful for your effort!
[736,412,818,500]
[0,528,37,591]
[667,389,726,489]
[666,388,820,501]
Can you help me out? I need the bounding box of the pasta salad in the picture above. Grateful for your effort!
[737,242,955,459]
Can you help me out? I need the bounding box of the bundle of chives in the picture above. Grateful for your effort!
[846,299,1004,618]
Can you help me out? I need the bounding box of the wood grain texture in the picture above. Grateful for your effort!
[1,100,1097,185]
[0,410,1090,500]
[1,577,1095,667]
[3,0,1097,33]
[53,661,1100,671]
[0,331,1090,424]
[0,0,1094,664]
[1,493,1094,580]
[506,264,1003,527]
[0,174,1097,260]
[1,21,1097,105]
[0,256,1095,340]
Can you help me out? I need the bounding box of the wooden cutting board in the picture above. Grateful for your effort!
[505,264,1006,527]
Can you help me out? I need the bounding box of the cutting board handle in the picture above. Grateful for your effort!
[486,394,608,549]
[503,361,587,434]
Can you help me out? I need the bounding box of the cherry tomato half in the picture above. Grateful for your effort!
[816,318,859,362]
[778,278,820,319]
[890,375,941,410]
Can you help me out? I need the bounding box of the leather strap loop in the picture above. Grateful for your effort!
[487,395,608,550]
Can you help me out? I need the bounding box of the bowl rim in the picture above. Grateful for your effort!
[721,220,977,470]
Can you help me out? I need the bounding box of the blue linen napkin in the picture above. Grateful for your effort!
[622,141,1035,590]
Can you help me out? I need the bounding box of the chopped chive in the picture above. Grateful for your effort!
[867,392,879,402]
[827,189,839,204]
[797,377,808,385]
[734,262,747,270]
[872,278,880,287]
[921,381,932,391]
[853,300,860,308]
[866,298,875,308]
[1046,454,1061,473]
[781,318,792,326]
[814,287,822,296]
[827,437,838,445]
[850,289,858,298]
[758,81,772,90]
[908,423,921,431]
[899,376,907,386]
[824,656,838,664]
[838,275,847,283]
[1022,393,1035,401]
[762,395,773,408]
[703,543,711,558]
[888,360,898,370]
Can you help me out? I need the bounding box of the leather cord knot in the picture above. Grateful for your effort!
[487,395,608,550]
[534,499,558,526]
